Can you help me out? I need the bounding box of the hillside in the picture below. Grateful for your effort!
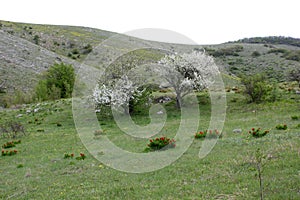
[0,20,300,93]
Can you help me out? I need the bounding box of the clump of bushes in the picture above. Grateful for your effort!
[207,45,244,57]
[248,128,269,138]
[145,136,176,151]
[276,124,287,130]
[241,74,279,103]
[35,63,75,101]
[252,51,261,57]
[291,115,299,120]
[194,129,221,139]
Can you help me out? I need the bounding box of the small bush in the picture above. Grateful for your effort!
[267,48,287,54]
[291,116,299,120]
[276,124,287,130]
[252,51,261,57]
[146,137,176,151]
[2,140,21,149]
[248,128,269,138]
[195,129,221,139]
[241,74,278,103]
[2,149,18,156]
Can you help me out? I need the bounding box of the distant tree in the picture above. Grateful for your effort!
[157,51,219,109]
[289,68,300,88]
[35,63,75,100]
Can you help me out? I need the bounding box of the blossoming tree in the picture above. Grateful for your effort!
[93,75,143,114]
[157,51,219,108]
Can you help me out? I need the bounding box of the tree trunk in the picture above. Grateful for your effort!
[176,95,182,109]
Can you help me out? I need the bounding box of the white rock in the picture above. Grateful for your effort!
[157,110,164,115]
[233,129,242,133]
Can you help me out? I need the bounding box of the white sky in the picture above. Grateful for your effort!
[1,0,299,45]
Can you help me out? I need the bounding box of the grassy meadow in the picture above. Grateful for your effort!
[0,91,299,199]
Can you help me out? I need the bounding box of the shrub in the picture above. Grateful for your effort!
[195,129,221,139]
[64,153,74,159]
[76,153,86,160]
[33,35,40,44]
[146,137,176,151]
[283,50,300,61]
[82,44,93,54]
[2,140,21,149]
[1,149,18,156]
[267,48,287,54]
[35,63,75,101]
[248,128,269,138]
[241,74,277,103]
[291,116,299,120]
[195,131,206,139]
[252,51,261,57]
[276,124,287,130]
[289,68,300,88]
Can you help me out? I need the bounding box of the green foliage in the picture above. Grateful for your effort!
[288,68,300,87]
[0,90,34,107]
[291,115,299,120]
[267,48,288,54]
[248,128,269,138]
[208,45,243,57]
[282,50,300,61]
[82,44,93,54]
[129,84,154,115]
[194,129,221,139]
[275,124,287,130]
[1,149,18,156]
[146,136,176,151]
[33,34,40,44]
[35,63,75,101]
[251,51,261,57]
[241,74,278,103]
[2,140,21,149]
[236,36,300,48]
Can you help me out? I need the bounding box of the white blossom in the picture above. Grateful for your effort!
[157,51,219,108]
[93,75,143,113]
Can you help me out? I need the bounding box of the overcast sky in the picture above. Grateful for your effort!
[1,0,299,45]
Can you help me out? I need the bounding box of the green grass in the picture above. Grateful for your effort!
[0,93,300,199]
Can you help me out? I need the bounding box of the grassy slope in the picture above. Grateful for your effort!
[0,92,299,199]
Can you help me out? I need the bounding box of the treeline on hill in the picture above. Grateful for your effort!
[235,36,300,47]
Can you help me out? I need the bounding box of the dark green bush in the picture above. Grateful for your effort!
[252,51,261,57]
[35,63,75,101]
[241,74,278,103]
